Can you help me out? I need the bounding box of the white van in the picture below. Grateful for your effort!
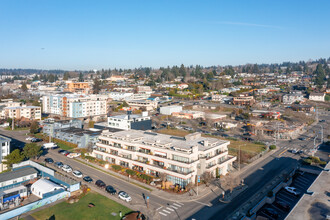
[43,143,57,149]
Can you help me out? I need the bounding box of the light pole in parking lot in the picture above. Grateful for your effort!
[318,124,323,143]
[313,135,318,149]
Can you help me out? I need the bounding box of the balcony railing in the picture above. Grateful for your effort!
[206,163,217,169]
[167,167,193,175]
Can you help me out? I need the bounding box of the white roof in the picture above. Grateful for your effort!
[31,179,63,195]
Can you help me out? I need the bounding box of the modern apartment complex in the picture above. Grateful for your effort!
[0,135,11,172]
[64,82,91,94]
[4,106,41,120]
[92,130,236,187]
[42,94,108,118]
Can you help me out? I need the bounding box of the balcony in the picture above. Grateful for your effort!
[167,167,194,175]
[206,163,217,169]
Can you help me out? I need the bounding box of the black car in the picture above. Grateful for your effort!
[83,176,93,183]
[105,185,117,195]
[264,208,279,218]
[54,161,63,168]
[95,180,106,188]
[274,200,290,212]
[31,138,42,142]
[44,158,54,164]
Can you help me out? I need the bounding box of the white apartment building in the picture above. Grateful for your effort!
[136,86,153,95]
[0,135,11,172]
[309,93,325,102]
[4,106,41,120]
[42,94,108,118]
[109,92,134,101]
[92,131,236,187]
[282,92,305,104]
[211,94,227,102]
[107,112,151,130]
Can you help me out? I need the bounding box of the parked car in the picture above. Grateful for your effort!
[319,120,325,122]
[284,186,301,196]
[62,165,72,173]
[95,180,106,188]
[72,170,83,178]
[26,137,33,141]
[54,161,63,168]
[118,191,131,202]
[298,137,306,141]
[264,207,279,218]
[83,176,93,183]
[44,158,54,164]
[274,200,290,212]
[31,138,42,142]
[105,185,117,195]
[67,153,81,158]
[58,149,66,154]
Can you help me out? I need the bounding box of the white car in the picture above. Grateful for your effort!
[67,153,81,158]
[72,170,83,178]
[62,165,72,173]
[284,186,300,196]
[118,191,132,202]
[26,137,33,141]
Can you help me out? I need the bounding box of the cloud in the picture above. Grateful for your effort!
[216,21,282,29]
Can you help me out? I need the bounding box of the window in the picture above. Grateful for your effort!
[172,155,190,163]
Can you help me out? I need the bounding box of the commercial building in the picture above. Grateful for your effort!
[64,81,91,94]
[0,135,11,172]
[159,105,183,116]
[308,93,325,102]
[107,112,151,130]
[172,110,205,119]
[92,130,236,187]
[126,100,157,111]
[42,94,108,118]
[233,95,255,106]
[211,94,227,102]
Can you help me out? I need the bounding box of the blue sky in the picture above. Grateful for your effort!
[1,0,330,70]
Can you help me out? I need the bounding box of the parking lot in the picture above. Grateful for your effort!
[257,172,318,219]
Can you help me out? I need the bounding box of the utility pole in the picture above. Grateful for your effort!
[315,106,318,122]
[314,134,318,149]
[12,117,14,130]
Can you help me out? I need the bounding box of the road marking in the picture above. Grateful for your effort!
[159,212,167,216]
[172,203,182,207]
[279,149,287,156]
[193,200,212,207]
[170,205,178,209]
[166,207,175,211]
[176,202,184,205]
[156,206,163,211]
[294,181,308,189]
[162,209,171,214]
[277,193,295,202]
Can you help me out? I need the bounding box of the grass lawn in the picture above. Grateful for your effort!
[55,142,74,151]
[157,128,265,154]
[31,191,132,220]
[5,126,30,131]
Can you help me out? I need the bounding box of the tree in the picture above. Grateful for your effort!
[179,64,186,77]
[89,120,95,128]
[30,121,39,134]
[79,72,84,82]
[314,64,326,88]
[21,82,28,92]
[63,72,70,80]
[4,149,24,167]
[22,143,42,159]
[122,101,129,107]
[93,78,101,94]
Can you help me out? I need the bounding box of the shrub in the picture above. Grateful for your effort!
[310,156,321,163]
[269,145,276,150]
[85,156,96,162]
[126,169,137,176]
[112,165,121,171]
[303,158,312,165]
[254,141,266,145]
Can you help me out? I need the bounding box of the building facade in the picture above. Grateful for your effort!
[233,95,255,106]
[4,106,41,120]
[42,94,108,118]
[92,131,236,187]
[159,105,183,116]
[171,110,205,119]
[126,100,157,111]
[107,112,151,130]
[65,82,90,94]
[282,92,305,104]
[0,135,11,172]
[309,93,325,102]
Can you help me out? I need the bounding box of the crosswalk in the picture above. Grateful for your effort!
[158,202,184,217]
[279,146,310,152]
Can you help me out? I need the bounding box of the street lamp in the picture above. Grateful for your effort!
[313,135,318,149]
[318,124,323,143]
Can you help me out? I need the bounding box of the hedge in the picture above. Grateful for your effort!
[269,145,276,150]
[126,169,137,176]
[112,165,122,171]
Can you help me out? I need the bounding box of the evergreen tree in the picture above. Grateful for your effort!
[314,64,326,88]
[179,64,186,77]
[4,149,24,168]
[21,82,28,92]
[22,143,42,159]
[79,72,84,82]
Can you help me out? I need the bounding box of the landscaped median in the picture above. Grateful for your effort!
[31,191,132,220]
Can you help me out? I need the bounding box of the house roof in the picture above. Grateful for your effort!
[0,167,38,183]
[31,178,63,195]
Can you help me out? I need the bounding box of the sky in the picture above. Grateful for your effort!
[0,0,330,70]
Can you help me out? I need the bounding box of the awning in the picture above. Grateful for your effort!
[154,151,167,157]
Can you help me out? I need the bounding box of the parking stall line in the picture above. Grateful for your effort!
[172,203,182,207]
[162,209,171,214]
[293,182,308,190]
[260,211,276,220]
[277,193,296,202]
[159,212,167,216]
[170,205,178,209]
[295,177,310,185]
[166,207,175,212]
[177,202,184,205]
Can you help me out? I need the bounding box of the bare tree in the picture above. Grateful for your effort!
[202,171,213,187]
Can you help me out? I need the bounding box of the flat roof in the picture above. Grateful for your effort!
[285,163,330,220]
[0,135,11,143]
[102,130,229,152]
[109,114,148,120]
[59,127,101,136]
[5,106,40,110]
[0,167,38,183]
